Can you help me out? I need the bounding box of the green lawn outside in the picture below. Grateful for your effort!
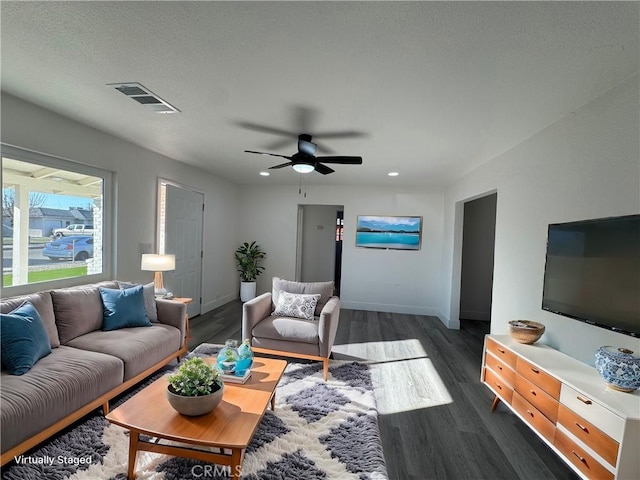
[2,266,88,287]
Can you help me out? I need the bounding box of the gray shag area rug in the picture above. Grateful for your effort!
[1,344,388,480]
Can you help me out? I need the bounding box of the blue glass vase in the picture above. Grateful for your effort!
[216,339,239,374]
[235,339,254,376]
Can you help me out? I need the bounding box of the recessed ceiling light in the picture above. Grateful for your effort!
[259,171,270,176]
[388,172,399,177]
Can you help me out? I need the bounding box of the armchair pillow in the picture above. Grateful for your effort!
[272,277,334,316]
[100,285,151,331]
[1,302,52,375]
[273,291,321,321]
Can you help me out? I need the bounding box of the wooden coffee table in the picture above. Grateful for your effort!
[106,357,287,479]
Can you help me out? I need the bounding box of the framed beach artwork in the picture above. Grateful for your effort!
[355,215,422,250]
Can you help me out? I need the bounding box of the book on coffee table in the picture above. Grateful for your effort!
[220,369,251,384]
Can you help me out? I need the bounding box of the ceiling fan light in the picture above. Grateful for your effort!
[292,163,315,174]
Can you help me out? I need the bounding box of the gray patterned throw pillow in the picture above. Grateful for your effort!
[273,291,321,321]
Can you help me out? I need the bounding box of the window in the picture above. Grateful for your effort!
[1,145,112,293]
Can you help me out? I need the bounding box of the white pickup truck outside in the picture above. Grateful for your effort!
[52,224,94,238]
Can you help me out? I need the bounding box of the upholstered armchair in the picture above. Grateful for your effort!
[242,277,340,380]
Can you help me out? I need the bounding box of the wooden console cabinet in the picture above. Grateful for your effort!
[482,335,640,480]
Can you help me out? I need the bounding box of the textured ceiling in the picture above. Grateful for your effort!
[1,1,638,187]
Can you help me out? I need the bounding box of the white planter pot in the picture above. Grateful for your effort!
[240,281,257,302]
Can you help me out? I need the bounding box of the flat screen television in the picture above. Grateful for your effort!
[542,214,640,337]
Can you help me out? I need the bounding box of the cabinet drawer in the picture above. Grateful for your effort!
[484,367,513,404]
[560,385,625,442]
[516,357,561,399]
[515,375,559,423]
[512,391,556,444]
[557,404,619,467]
[485,352,516,387]
[554,429,614,480]
[486,337,517,369]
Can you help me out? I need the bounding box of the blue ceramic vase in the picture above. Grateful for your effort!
[235,339,254,376]
[595,346,640,393]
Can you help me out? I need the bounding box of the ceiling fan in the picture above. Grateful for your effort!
[244,133,363,175]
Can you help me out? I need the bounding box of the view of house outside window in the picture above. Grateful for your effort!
[2,155,104,288]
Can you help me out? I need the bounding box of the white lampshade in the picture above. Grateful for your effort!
[141,254,175,272]
[292,163,315,174]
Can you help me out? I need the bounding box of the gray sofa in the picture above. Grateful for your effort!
[0,280,187,465]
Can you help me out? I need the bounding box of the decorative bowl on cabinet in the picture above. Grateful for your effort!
[508,320,545,344]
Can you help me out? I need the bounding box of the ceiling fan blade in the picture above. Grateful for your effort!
[236,122,295,137]
[244,150,292,160]
[269,162,294,169]
[316,156,363,164]
[311,131,367,140]
[314,163,335,175]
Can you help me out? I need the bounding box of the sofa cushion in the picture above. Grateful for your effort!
[272,277,334,316]
[51,286,104,344]
[0,346,123,453]
[117,281,158,321]
[273,291,321,321]
[253,315,319,345]
[1,292,60,348]
[0,302,52,375]
[65,323,181,381]
[99,285,151,331]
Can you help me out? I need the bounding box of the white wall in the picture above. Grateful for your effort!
[238,185,444,315]
[1,92,239,313]
[440,74,640,364]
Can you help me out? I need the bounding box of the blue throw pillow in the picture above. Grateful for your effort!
[100,285,151,331]
[1,302,52,375]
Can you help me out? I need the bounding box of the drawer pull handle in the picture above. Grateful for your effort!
[571,451,587,464]
[495,383,502,390]
[497,365,503,370]
[575,422,588,432]
[497,348,506,354]
[529,389,537,396]
[576,395,592,405]
[526,410,534,418]
[530,368,540,374]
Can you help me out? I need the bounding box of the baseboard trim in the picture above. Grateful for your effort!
[202,293,236,314]
[340,301,438,316]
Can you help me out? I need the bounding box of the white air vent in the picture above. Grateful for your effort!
[107,82,180,114]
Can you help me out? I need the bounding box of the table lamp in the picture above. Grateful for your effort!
[141,253,175,297]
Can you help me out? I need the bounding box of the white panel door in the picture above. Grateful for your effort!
[164,184,203,318]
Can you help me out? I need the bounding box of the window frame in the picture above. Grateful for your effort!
[1,143,114,296]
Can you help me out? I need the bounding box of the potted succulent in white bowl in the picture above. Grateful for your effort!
[166,357,224,416]
[235,241,266,302]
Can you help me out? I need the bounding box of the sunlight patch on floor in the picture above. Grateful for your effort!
[332,340,453,414]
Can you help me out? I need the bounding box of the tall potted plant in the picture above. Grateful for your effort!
[235,241,266,301]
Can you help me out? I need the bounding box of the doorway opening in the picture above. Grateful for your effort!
[296,204,344,295]
[458,192,497,324]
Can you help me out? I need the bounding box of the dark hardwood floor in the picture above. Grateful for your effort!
[188,301,578,480]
